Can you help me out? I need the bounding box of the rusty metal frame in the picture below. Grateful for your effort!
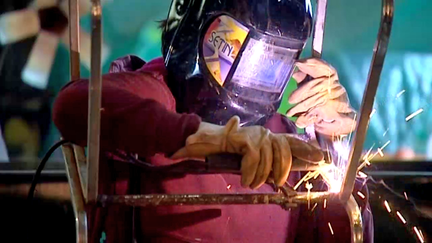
[61,0,393,242]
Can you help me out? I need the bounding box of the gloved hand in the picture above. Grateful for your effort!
[171,116,324,189]
[287,58,357,136]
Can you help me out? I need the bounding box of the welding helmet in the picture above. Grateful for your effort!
[162,0,313,126]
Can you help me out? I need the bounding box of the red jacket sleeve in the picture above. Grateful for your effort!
[52,71,201,157]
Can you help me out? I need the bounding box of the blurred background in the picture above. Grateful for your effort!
[0,0,431,242]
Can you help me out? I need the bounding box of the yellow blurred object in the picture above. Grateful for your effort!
[4,117,40,162]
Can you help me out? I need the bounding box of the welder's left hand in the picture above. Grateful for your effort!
[287,58,357,136]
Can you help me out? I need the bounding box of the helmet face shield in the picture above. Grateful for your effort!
[201,15,301,104]
[163,0,312,125]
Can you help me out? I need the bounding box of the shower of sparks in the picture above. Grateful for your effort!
[328,222,334,235]
[383,128,389,137]
[358,171,368,178]
[384,200,392,213]
[404,192,409,200]
[311,203,318,212]
[324,199,327,209]
[396,211,407,224]
[414,227,425,243]
[406,108,424,121]
[370,109,377,118]
[357,191,366,199]
[226,184,232,190]
[396,90,406,98]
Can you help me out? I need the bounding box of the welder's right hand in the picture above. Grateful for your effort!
[171,116,324,189]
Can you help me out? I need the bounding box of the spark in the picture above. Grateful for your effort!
[396,90,405,98]
[370,109,377,118]
[364,145,375,160]
[293,172,311,190]
[358,158,371,171]
[414,227,425,243]
[357,191,366,199]
[381,140,391,150]
[358,171,368,178]
[306,182,313,209]
[384,200,392,213]
[419,229,425,241]
[396,211,407,224]
[226,184,232,190]
[404,192,409,200]
[347,113,357,143]
[406,108,424,122]
[377,148,384,157]
[324,199,327,209]
[383,128,390,137]
[311,203,318,212]
[328,222,334,235]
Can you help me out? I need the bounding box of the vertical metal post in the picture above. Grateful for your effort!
[62,144,88,243]
[87,0,103,203]
[65,1,88,242]
[69,0,80,80]
[69,0,88,199]
[345,195,363,243]
[305,0,328,146]
[340,0,394,203]
[311,0,328,58]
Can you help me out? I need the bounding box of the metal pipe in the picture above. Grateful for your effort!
[340,0,394,203]
[62,144,88,243]
[87,0,103,203]
[98,192,335,208]
[345,195,363,243]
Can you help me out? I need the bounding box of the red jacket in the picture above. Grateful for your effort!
[53,56,373,243]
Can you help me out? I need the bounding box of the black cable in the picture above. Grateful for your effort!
[27,140,70,200]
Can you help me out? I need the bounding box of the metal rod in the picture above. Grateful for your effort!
[68,0,88,200]
[305,0,328,147]
[62,144,88,243]
[340,0,394,203]
[345,195,363,243]
[98,192,335,208]
[312,0,328,58]
[87,0,103,203]
[69,0,80,80]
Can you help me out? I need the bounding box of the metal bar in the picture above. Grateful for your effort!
[312,0,328,58]
[68,0,88,200]
[62,144,88,243]
[87,0,103,203]
[69,0,80,80]
[340,0,394,203]
[98,192,335,208]
[305,0,328,146]
[345,195,363,243]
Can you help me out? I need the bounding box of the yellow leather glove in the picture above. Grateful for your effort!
[172,116,324,189]
[287,58,357,136]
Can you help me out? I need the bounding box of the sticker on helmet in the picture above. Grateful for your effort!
[202,15,249,86]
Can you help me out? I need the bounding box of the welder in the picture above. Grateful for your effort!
[53,0,372,242]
